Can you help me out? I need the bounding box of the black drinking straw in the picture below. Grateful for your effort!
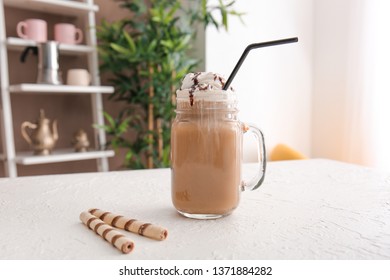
[223,37,298,90]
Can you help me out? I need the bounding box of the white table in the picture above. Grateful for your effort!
[0,159,389,259]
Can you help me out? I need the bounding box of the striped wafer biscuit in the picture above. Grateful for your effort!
[80,211,134,254]
[89,208,168,241]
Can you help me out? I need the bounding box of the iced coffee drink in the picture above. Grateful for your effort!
[171,72,266,219]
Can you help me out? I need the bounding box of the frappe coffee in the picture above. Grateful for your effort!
[171,72,266,219]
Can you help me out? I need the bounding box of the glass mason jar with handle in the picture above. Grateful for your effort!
[171,72,266,219]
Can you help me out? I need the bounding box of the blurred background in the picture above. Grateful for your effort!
[215,0,389,172]
[1,0,389,177]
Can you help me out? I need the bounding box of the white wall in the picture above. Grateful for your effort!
[312,0,390,169]
[206,0,313,161]
[312,0,352,161]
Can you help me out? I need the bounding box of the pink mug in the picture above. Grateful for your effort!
[17,19,47,42]
[54,23,83,45]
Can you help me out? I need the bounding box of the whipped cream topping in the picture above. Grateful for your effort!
[177,72,235,105]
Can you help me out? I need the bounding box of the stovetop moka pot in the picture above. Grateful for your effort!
[20,41,62,85]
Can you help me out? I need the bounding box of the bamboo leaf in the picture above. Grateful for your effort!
[161,40,174,49]
[103,112,116,128]
[118,118,130,134]
[123,31,136,52]
[167,2,180,20]
[110,43,130,55]
[125,151,133,161]
[147,39,157,52]
[219,0,228,29]
[201,0,207,17]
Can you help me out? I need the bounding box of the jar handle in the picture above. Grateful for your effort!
[241,123,267,191]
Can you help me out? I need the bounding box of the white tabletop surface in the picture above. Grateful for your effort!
[0,159,389,260]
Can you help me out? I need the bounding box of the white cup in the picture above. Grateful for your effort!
[67,69,91,86]
[54,23,83,45]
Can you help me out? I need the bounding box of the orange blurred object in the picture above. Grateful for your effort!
[270,144,308,161]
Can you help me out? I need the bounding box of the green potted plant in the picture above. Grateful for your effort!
[97,0,242,169]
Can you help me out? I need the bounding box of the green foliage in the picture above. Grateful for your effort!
[97,0,242,169]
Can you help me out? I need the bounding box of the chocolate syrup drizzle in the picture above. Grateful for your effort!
[181,72,231,106]
[189,72,202,106]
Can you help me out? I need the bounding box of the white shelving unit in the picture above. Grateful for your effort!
[7,37,95,55]
[15,149,115,165]
[0,0,115,177]
[9,84,114,94]
[3,0,98,15]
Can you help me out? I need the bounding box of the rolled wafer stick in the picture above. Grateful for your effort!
[80,211,134,254]
[89,208,168,241]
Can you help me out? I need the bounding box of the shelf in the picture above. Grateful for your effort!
[1,0,112,176]
[4,0,98,16]
[15,149,114,165]
[6,37,95,55]
[9,83,114,94]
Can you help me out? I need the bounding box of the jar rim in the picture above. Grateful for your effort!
[176,89,237,103]
[175,99,238,113]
